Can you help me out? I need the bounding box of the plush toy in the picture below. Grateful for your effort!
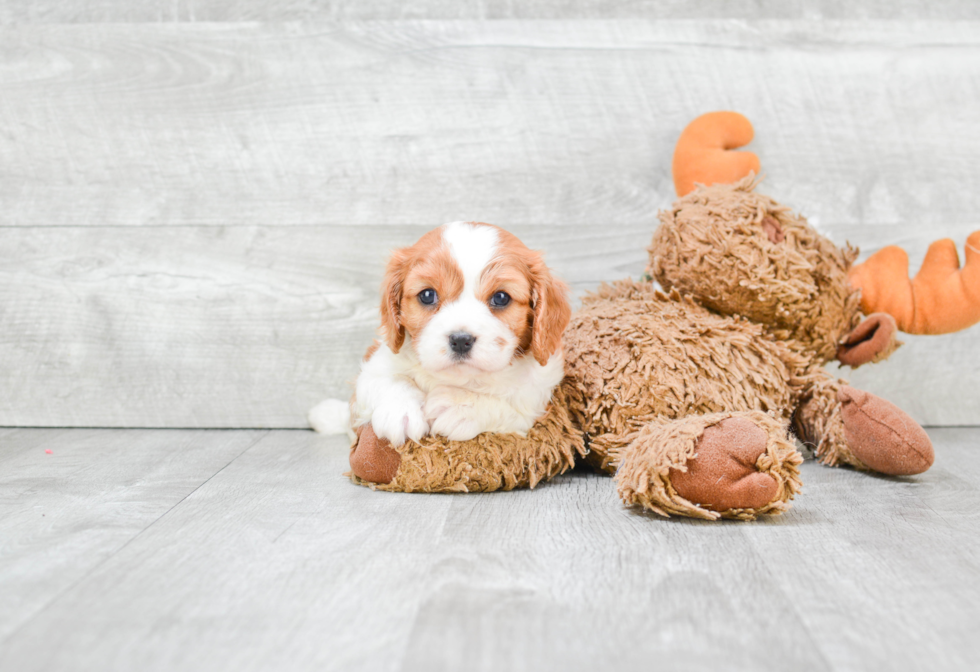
[347,112,980,520]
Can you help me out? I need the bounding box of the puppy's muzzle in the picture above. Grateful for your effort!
[448,332,476,357]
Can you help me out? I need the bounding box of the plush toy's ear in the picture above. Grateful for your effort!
[530,262,572,366]
[848,231,980,335]
[837,313,900,367]
[379,249,409,353]
[672,111,761,197]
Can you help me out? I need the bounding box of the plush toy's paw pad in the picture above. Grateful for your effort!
[838,386,934,475]
[669,417,778,512]
[350,424,401,485]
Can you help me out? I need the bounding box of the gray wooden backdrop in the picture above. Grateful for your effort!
[2,4,979,428]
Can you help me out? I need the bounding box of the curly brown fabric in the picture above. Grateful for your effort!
[352,386,586,493]
[562,283,806,474]
[649,176,865,366]
[613,411,802,521]
[792,370,868,470]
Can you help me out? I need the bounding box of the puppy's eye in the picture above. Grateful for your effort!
[418,288,438,306]
[489,291,511,308]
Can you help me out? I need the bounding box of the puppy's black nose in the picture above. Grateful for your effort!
[448,332,476,356]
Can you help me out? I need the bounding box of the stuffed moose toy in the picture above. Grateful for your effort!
[345,112,980,520]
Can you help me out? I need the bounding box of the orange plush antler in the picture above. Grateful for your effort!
[672,111,762,197]
[848,231,980,335]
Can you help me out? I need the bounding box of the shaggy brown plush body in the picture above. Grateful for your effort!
[562,281,803,472]
[348,177,939,520]
[559,176,933,518]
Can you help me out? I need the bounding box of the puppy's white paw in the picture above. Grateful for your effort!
[422,388,459,424]
[372,400,429,447]
[429,407,483,442]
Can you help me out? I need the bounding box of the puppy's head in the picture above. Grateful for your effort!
[380,222,570,372]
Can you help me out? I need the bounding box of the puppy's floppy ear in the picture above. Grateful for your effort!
[379,249,409,353]
[530,259,571,366]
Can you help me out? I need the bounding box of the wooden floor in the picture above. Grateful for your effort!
[2,426,979,671]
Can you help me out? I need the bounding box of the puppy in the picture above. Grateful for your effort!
[336,221,571,446]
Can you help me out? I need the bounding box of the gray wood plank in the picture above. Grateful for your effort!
[743,429,980,671]
[0,429,454,672]
[3,223,978,428]
[919,428,980,480]
[2,1,978,22]
[2,428,980,670]
[0,21,978,229]
[0,223,647,428]
[1,19,978,428]
[0,427,69,460]
[0,428,267,641]
[401,475,828,672]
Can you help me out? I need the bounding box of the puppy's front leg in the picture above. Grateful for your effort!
[424,388,533,442]
[423,390,482,442]
[354,347,429,447]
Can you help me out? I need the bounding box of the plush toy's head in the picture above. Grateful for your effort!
[650,176,862,364]
[650,111,980,367]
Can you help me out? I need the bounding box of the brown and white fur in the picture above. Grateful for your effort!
[309,221,571,446]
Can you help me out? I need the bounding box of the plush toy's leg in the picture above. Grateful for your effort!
[349,424,401,485]
[793,375,934,475]
[614,411,803,521]
[345,388,586,493]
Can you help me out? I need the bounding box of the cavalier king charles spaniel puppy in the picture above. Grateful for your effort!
[310,221,571,446]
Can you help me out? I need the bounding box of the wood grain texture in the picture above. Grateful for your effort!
[0,223,648,427]
[2,1,979,22]
[1,20,978,427]
[0,21,978,228]
[743,429,980,670]
[3,223,978,428]
[2,427,979,670]
[0,428,266,641]
[0,429,455,672]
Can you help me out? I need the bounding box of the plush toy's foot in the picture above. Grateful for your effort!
[615,411,803,521]
[794,374,935,476]
[837,386,934,475]
[349,425,401,485]
[669,418,779,512]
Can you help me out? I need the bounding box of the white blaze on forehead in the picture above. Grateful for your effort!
[442,222,498,295]
[414,222,516,373]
